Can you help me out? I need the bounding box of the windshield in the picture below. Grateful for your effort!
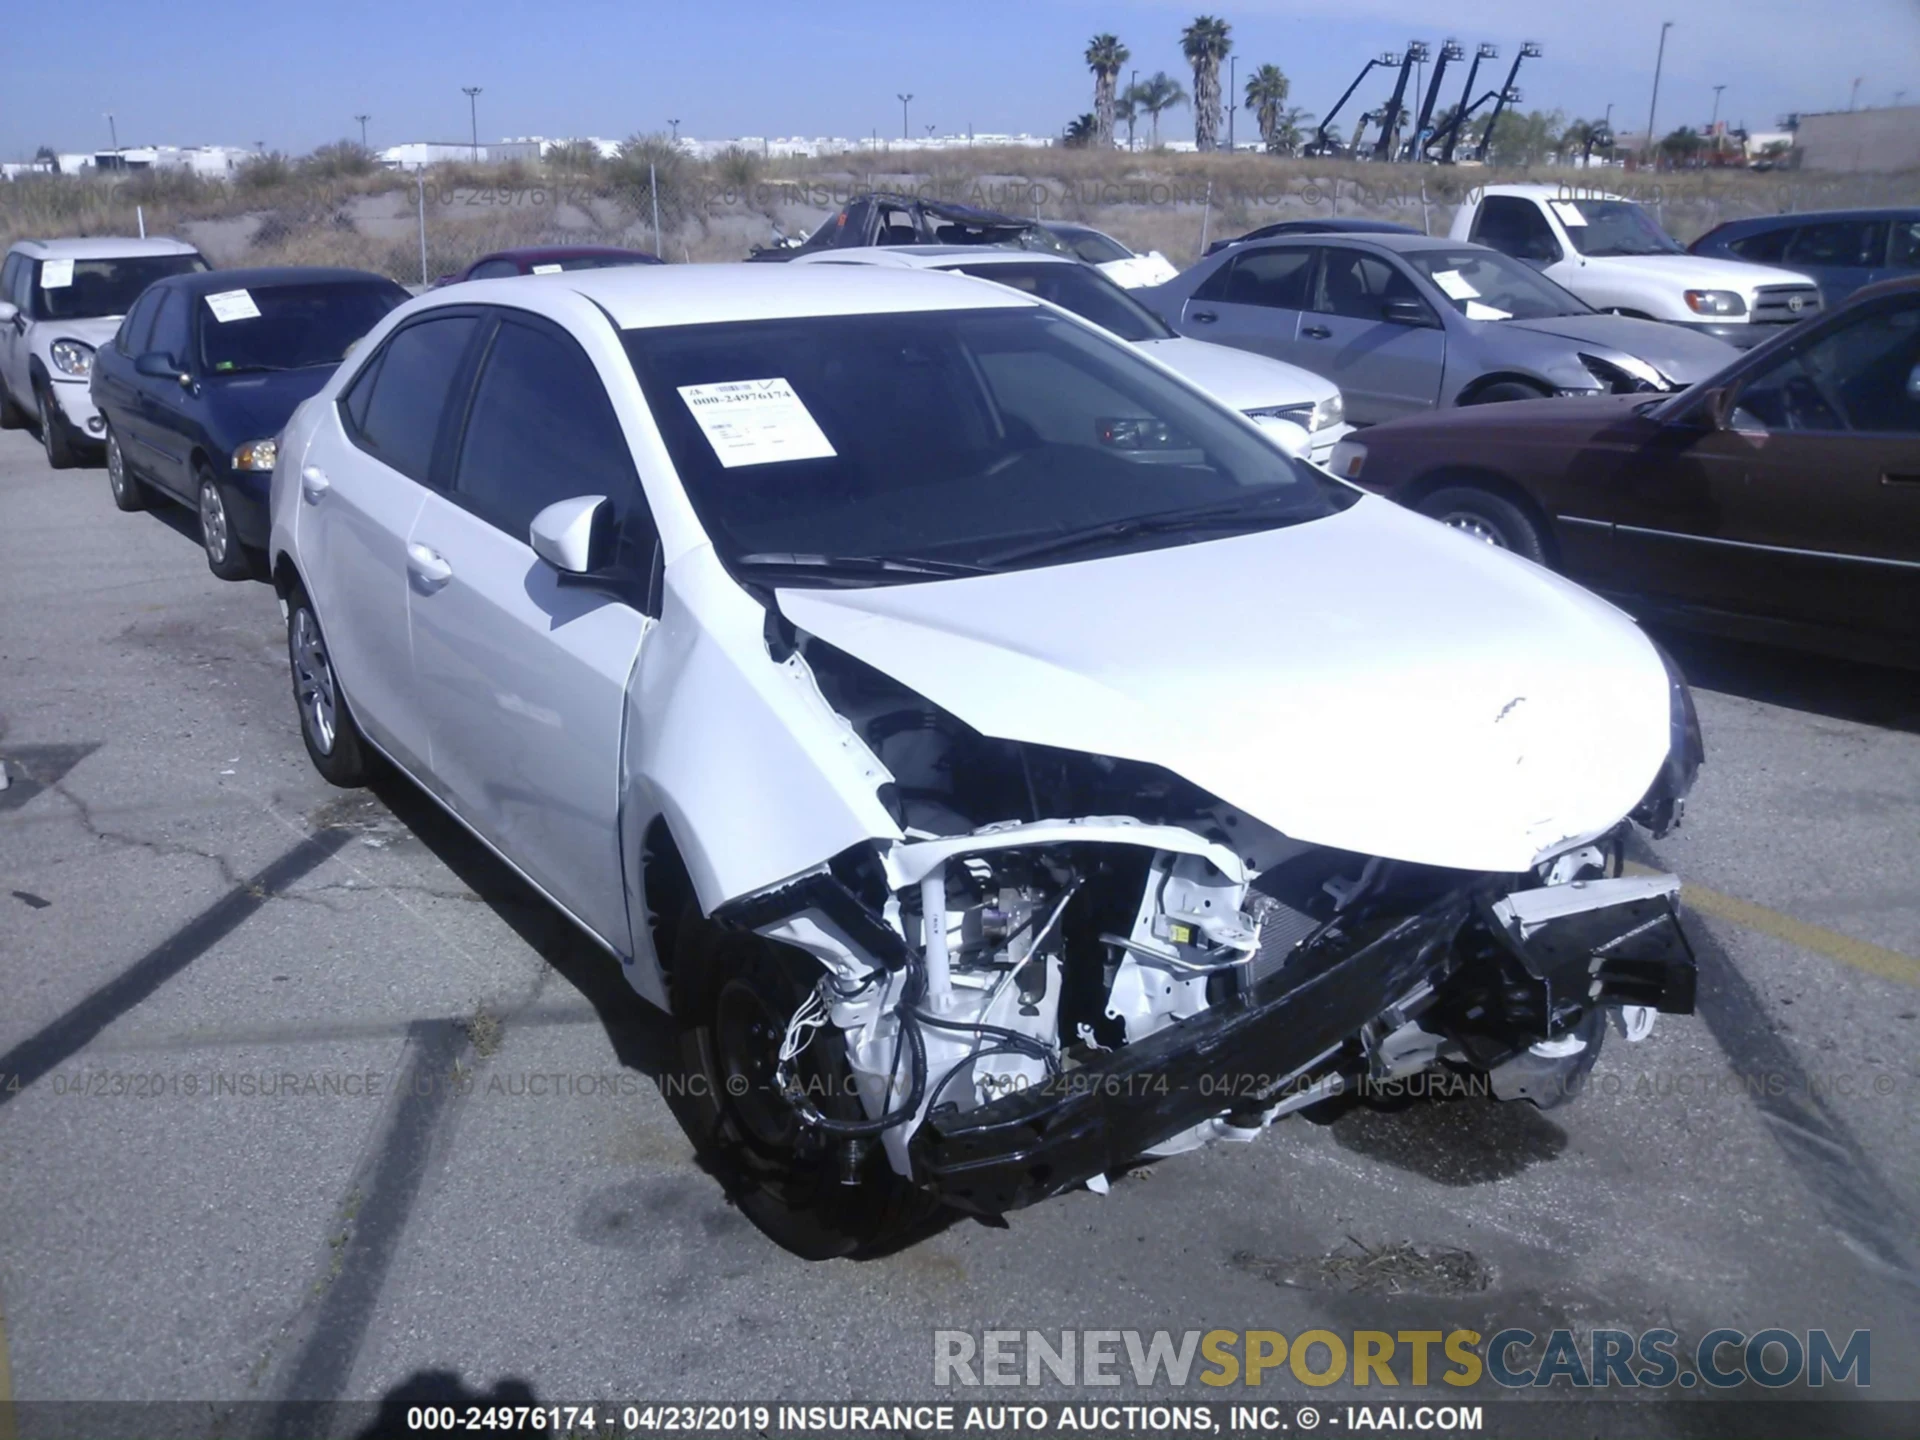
[1053,227,1133,264]
[199,282,407,373]
[31,254,207,320]
[1557,199,1685,257]
[623,308,1353,582]
[1403,249,1594,321]
[552,253,657,271]
[941,262,1174,342]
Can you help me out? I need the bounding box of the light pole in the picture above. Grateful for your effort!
[897,93,913,140]
[669,118,681,143]
[1710,85,1725,131]
[1128,69,1138,152]
[354,114,370,149]
[104,112,119,153]
[1644,21,1672,165]
[1226,55,1237,152]
[462,87,482,162]
[1848,77,1864,111]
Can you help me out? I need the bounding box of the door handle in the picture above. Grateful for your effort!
[1188,309,1218,324]
[300,465,331,503]
[407,543,453,591]
[1303,325,1333,339]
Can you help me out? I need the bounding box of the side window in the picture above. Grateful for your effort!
[450,317,650,561]
[1728,227,1794,264]
[1196,249,1313,308]
[1735,302,1920,435]
[1892,220,1920,272]
[148,290,191,366]
[1313,249,1426,321]
[466,258,518,280]
[118,291,160,355]
[0,255,18,306]
[874,205,918,246]
[7,256,31,310]
[1472,197,1561,263]
[1787,221,1886,268]
[346,314,480,483]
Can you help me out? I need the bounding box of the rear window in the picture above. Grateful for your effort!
[941,262,1173,342]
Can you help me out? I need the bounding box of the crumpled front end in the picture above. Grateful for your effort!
[702,630,1700,1215]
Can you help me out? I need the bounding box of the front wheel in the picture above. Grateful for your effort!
[1463,380,1551,406]
[285,581,371,786]
[106,425,146,511]
[1416,486,1550,566]
[668,915,934,1258]
[36,386,76,470]
[197,468,256,581]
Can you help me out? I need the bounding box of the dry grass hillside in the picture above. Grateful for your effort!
[3,144,1913,282]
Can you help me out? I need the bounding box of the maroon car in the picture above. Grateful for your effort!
[432,245,662,287]
[1329,277,1920,668]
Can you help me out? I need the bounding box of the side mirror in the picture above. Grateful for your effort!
[1382,297,1434,327]
[135,351,186,382]
[1699,385,1737,430]
[529,495,610,574]
[0,301,16,324]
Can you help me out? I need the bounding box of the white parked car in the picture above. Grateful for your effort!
[1042,221,1181,289]
[1449,186,1822,348]
[797,246,1350,463]
[270,264,1702,1257]
[0,237,208,467]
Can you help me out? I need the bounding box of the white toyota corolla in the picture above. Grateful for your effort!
[269,263,1703,1257]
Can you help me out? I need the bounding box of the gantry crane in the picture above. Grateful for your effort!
[1309,52,1400,156]
[1401,39,1464,160]
[1371,43,1430,161]
[1474,41,1543,163]
[1435,43,1499,163]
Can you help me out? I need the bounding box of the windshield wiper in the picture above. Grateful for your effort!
[733,552,996,580]
[212,363,291,374]
[978,492,1308,567]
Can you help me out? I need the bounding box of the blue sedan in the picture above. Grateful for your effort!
[1689,208,1920,307]
[91,266,408,578]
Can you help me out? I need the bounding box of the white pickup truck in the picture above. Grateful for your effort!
[1449,185,1823,348]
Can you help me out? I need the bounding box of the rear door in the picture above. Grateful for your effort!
[93,288,162,464]
[405,309,655,948]
[1301,245,1446,423]
[1782,219,1892,305]
[1179,246,1315,366]
[1610,296,1920,655]
[298,310,483,773]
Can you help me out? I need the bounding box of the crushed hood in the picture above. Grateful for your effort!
[1504,312,1739,384]
[777,496,1674,874]
[1134,336,1337,412]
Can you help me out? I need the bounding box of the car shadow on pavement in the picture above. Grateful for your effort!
[1311,1087,1571,1186]
[1652,627,1920,735]
[354,1371,547,1437]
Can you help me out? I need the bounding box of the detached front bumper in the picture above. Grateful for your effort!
[908,874,1695,1215]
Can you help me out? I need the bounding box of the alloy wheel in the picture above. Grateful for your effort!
[199,480,230,565]
[290,608,338,755]
[1440,512,1508,549]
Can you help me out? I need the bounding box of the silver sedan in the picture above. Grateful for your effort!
[1139,232,1740,426]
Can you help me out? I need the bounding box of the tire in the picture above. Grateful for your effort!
[105,425,146,512]
[1462,380,1550,406]
[285,580,371,786]
[197,466,256,581]
[1416,485,1550,566]
[1485,1009,1606,1110]
[35,385,76,470]
[668,913,935,1258]
[0,380,25,430]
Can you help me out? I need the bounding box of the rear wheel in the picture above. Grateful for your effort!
[106,425,146,511]
[668,915,933,1258]
[35,386,75,470]
[286,580,370,786]
[197,466,256,581]
[1486,1009,1607,1110]
[1416,485,1549,566]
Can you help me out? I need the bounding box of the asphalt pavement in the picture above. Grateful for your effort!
[1,428,1916,1426]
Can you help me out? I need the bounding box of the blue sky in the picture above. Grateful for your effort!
[6,0,1915,158]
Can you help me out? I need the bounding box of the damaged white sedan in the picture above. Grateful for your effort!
[268,263,1703,1257]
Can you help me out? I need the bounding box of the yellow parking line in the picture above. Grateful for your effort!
[1628,862,1920,989]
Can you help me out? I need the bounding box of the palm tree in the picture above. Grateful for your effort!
[1115,92,1140,151]
[1271,106,1315,157]
[1559,119,1595,166]
[1128,72,1188,149]
[1243,64,1290,153]
[1181,16,1232,151]
[1659,126,1706,168]
[1063,113,1099,149]
[1085,35,1130,149]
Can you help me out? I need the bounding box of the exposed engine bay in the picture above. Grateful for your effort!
[713,632,1702,1213]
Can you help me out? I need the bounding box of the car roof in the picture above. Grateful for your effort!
[1703,207,1920,234]
[802,247,1078,270]
[855,191,1034,227]
[418,261,1038,330]
[9,236,202,260]
[1842,273,1920,306]
[1248,219,1420,235]
[1231,231,1482,256]
[148,266,402,296]
[474,245,660,264]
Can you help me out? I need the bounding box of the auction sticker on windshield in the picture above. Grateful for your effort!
[204,290,262,323]
[39,259,73,289]
[1432,270,1480,300]
[678,378,837,468]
